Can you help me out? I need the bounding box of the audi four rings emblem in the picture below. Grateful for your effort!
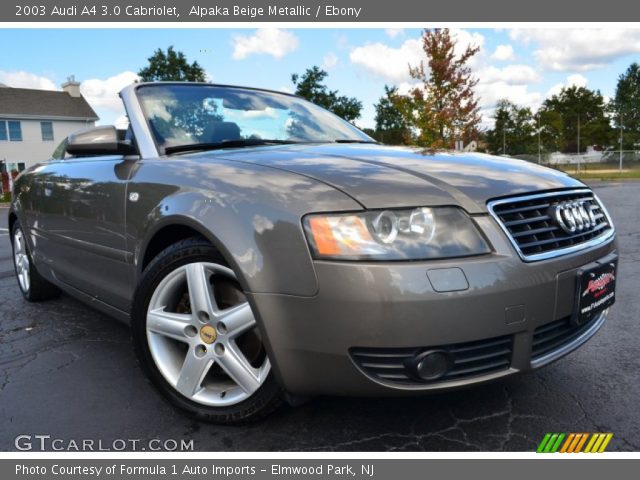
[553,200,597,234]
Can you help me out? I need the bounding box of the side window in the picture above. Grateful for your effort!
[51,139,68,160]
[41,121,54,141]
[0,120,7,141]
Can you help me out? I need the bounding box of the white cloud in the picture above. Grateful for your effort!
[491,44,515,61]
[567,74,588,88]
[114,115,130,129]
[450,29,485,60]
[0,70,57,90]
[509,28,640,71]
[476,82,542,111]
[385,28,405,39]
[231,29,299,60]
[547,73,588,97]
[350,38,423,83]
[395,81,421,95]
[349,29,484,83]
[322,52,338,70]
[80,71,139,113]
[480,65,541,85]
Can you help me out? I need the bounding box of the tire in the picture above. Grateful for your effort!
[131,237,283,424]
[11,221,60,302]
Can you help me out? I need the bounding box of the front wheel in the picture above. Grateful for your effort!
[131,237,283,423]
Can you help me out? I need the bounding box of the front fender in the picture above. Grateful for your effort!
[127,157,361,297]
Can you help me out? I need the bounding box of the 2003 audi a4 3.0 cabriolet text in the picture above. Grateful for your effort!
[8,83,618,423]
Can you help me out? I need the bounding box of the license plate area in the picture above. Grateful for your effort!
[573,258,617,325]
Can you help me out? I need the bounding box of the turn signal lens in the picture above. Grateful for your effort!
[306,215,385,257]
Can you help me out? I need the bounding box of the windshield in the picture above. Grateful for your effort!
[136,84,373,152]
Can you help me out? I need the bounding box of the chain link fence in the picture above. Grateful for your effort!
[509,150,640,174]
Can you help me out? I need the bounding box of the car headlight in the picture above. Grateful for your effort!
[303,207,491,260]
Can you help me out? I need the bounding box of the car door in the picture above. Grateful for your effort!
[28,154,136,312]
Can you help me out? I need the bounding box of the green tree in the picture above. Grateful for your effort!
[486,99,537,155]
[137,47,216,144]
[539,86,612,153]
[138,46,207,82]
[611,62,640,150]
[373,86,411,145]
[291,66,362,123]
[398,28,482,149]
[537,109,564,154]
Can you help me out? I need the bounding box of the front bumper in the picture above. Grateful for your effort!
[249,216,617,396]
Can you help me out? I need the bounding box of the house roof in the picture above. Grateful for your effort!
[0,87,99,120]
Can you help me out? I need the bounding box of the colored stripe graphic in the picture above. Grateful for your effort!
[536,433,552,453]
[584,433,599,453]
[574,433,589,453]
[537,433,613,453]
[559,433,575,453]
[598,433,614,453]
[550,433,565,453]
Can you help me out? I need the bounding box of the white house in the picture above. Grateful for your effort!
[0,78,98,171]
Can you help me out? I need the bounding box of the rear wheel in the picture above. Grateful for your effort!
[131,237,283,423]
[11,222,60,301]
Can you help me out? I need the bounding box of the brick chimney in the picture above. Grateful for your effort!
[61,75,81,97]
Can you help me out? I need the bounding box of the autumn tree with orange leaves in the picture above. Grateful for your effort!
[398,29,482,149]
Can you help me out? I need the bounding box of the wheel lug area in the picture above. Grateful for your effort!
[217,322,227,335]
[195,344,207,357]
[197,311,210,323]
[214,343,225,356]
[184,325,198,337]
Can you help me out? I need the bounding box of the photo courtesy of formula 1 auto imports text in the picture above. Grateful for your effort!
[0,0,639,478]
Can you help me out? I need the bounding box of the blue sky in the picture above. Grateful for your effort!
[1,28,639,129]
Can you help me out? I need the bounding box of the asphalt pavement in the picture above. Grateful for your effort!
[0,181,639,452]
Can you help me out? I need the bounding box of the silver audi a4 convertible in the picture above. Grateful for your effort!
[8,83,618,423]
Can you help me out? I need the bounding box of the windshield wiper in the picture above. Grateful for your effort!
[164,139,300,155]
[332,139,378,144]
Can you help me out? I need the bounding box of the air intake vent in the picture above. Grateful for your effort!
[532,315,600,361]
[350,335,513,387]
[488,189,614,261]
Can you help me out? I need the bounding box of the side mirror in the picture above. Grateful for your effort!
[66,126,138,156]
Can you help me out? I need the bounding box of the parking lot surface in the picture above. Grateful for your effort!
[0,181,639,451]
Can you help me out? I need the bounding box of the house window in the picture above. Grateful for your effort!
[1,120,23,141]
[8,121,22,141]
[41,121,54,141]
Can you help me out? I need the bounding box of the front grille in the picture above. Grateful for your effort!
[488,189,613,261]
[532,315,600,360]
[350,335,513,386]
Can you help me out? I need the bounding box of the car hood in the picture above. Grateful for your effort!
[208,144,585,213]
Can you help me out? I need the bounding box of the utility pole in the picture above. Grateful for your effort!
[619,112,623,172]
[577,114,581,173]
[502,127,506,155]
[537,114,541,164]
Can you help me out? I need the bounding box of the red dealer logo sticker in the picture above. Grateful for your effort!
[582,272,616,298]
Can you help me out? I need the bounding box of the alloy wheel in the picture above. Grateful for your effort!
[13,229,30,293]
[145,262,270,407]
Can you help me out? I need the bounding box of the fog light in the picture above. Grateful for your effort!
[412,350,453,381]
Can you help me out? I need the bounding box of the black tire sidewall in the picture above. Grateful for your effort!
[130,237,282,424]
